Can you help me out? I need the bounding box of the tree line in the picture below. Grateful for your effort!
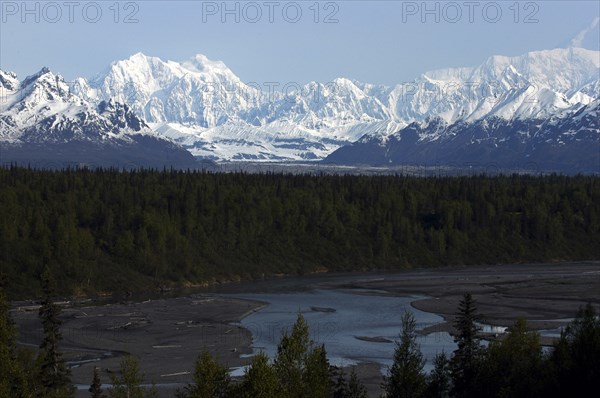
[0,167,598,299]
[380,294,600,398]
[2,273,599,397]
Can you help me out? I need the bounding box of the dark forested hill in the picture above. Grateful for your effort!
[324,102,600,175]
[0,167,598,298]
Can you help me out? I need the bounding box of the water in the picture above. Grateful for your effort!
[476,323,508,334]
[75,383,185,390]
[539,327,564,338]
[232,289,456,372]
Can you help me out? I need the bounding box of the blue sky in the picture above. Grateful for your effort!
[1,1,599,85]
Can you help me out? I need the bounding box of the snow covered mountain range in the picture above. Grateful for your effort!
[325,100,599,173]
[0,68,197,168]
[1,47,598,171]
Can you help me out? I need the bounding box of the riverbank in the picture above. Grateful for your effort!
[11,261,600,397]
[341,261,600,348]
[12,295,266,397]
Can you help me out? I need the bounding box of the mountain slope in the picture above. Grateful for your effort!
[325,100,600,173]
[72,53,399,161]
[72,49,599,166]
[2,47,598,171]
[362,47,599,127]
[0,68,198,168]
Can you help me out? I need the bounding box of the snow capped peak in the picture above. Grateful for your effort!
[482,54,512,73]
[332,77,357,86]
[17,68,71,98]
[116,52,163,67]
[0,65,157,148]
[0,69,18,79]
[423,47,599,90]
[20,67,53,88]
[20,47,589,162]
[0,70,19,91]
[77,52,260,127]
[0,64,195,167]
[6,67,75,113]
[373,47,600,126]
[105,52,184,83]
[478,48,599,93]
[183,53,231,74]
[537,47,599,67]
[128,51,151,61]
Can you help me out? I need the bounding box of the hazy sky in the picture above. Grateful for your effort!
[1,1,599,85]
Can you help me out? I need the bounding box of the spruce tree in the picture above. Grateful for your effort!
[450,293,483,398]
[37,268,73,398]
[274,313,310,397]
[89,366,105,398]
[0,274,29,397]
[546,303,600,398]
[238,352,280,398]
[332,368,349,398]
[480,318,543,398]
[303,344,331,398]
[333,367,367,398]
[0,276,16,397]
[382,311,426,398]
[185,351,230,398]
[424,352,451,398]
[347,368,368,398]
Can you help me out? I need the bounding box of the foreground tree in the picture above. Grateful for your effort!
[273,313,356,397]
[37,268,73,398]
[479,319,543,398]
[347,368,368,398]
[424,352,451,398]
[108,356,144,398]
[333,368,349,398]
[237,352,280,398]
[303,344,331,398]
[274,313,310,397]
[89,367,105,398]
[546,303,600,398]
[333,367,368,398]
[382,311,426,398]
[184,351,230,398]
[450,293,483,398]
[0,275,31,398]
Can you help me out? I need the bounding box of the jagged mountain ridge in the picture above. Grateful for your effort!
[325,99,600,173]
[68,48,599,163]
[70,53,396,161]
[0,68,198,168]
[1,47,598,170]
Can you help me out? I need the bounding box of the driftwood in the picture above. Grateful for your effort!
[311,306,336,313]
